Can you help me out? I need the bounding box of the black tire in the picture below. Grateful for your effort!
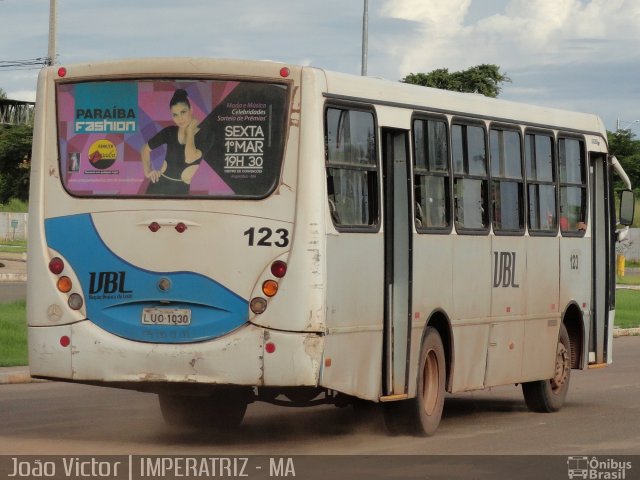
[158,388,249,429]
[522,323,571,413]
[383,327,446,436]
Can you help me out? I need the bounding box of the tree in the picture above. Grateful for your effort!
[0,88,6,99]
[401,64,511,98]
[0,123,32,203]
[608,129,640,194]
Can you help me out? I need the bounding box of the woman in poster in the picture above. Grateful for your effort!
[140,89,203,195]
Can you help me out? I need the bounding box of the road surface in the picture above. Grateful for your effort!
[1,336,639,457]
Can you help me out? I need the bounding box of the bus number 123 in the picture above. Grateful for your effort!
[244,227,290,247]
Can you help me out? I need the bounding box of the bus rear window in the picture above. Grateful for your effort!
[56,79,289,198]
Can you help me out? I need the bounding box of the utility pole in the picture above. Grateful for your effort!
[361,0,368,76]
[48,0,57,65]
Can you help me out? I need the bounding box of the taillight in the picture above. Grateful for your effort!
[250,297,267,315]
[271,260,287,278]
[68,293,83,311]
[262,280,278,297]
[49,257,64,274]
[250,258,287,315]
[48,255,84,313]
[57,276,72,293]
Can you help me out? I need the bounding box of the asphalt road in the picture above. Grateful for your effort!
[1,336,639,457]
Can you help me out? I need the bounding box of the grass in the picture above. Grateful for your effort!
[0,300,27,367]
[614,290,640,329]
[0,239,27,254]
[0,199,28,213]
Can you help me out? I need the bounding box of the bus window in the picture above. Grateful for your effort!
[325,107,378,228]
[490,127,524,233]
[559,137,587,234]
[452,123,489,231]
[413,117,450,231]
[56,79,289,199]
[525,132,557,233]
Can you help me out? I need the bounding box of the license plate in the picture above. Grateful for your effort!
[141,307,191,326]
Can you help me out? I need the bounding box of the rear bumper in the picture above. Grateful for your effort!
[28,321,323,388]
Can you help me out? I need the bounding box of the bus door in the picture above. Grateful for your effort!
[590,153,612,364]
[381,128,412,396]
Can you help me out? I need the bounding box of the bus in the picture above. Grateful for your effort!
[27,58,635,436]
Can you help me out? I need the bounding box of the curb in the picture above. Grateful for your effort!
[0,366,32,385]
[613,327,640,337]
[0,273,27,282]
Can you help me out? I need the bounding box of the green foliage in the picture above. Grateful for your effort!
[0,198,28,212]
[402,64,511,98]
[615,290,640,329]
[0,88,6,100]
[0,300,27,367]
[0,124,32,203]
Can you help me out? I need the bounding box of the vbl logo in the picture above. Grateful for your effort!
[89,271,132,294]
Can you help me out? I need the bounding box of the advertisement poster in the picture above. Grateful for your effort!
[56,79,289,197]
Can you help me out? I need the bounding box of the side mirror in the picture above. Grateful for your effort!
[619,189,635,226]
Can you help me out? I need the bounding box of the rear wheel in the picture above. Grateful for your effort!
[522,323,571,412]
[383,327,446,436]
[158,388,250,429]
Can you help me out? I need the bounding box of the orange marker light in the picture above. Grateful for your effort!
[262,280,278,297]
[57,276,72,293]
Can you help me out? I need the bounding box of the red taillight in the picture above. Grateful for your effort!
[57,67,67,77]
[60,336,70,347]
[270,260,287,278]
[148,222,161,232]
[265,342,276,354]
[280,67,290,78]
[175,222,187,233]
[49,257,64,275]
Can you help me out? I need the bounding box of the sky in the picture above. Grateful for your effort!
[1,0,639,134]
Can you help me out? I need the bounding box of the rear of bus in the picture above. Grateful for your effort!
[27,59,327,425]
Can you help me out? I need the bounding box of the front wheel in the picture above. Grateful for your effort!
[383,327,446,436]
[522,323,571,412]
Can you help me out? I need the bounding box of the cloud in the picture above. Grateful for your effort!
[379,0,640,77]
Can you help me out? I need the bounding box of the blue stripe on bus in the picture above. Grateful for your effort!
[44,214,249,343]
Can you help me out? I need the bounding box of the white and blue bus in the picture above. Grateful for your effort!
[28,58,635,435]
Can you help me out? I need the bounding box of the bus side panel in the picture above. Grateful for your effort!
[452,235,491,319]
[559,235,591,351]
[408,234,454,398]
[450,325,490,392]
[450,235,492,392]
[262,331,323,386]
[28,325,73,379]
[522,236,560,382]
[320,234,384,400]
[485,236,526,387]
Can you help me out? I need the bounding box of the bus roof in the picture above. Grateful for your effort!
[45,57,607,137]
[318,68,606,137]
